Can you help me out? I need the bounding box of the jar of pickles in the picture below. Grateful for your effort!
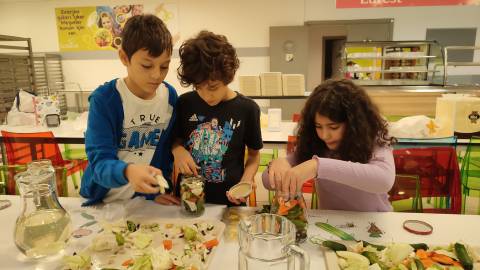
[270,191,308,243]
[180,175,205,217]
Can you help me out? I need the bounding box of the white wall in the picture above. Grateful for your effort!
[305,1,480,62]
[1,0,479,95]
[0,0,304,94]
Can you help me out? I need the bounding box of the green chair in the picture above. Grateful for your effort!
[0,164,69,196]
[389,174,422,212]
[460,136,480,214]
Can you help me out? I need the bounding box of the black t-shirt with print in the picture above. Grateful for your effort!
[173,91,263,205]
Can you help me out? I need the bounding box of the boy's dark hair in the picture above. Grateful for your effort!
[121,14,172,60]
[295,79,396,164]
[177,30,239,87]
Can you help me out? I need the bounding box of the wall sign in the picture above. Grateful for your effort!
[55,3,179,51]
[336,0,480,9]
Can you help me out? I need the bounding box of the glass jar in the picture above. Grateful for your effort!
[180,175,205,217]
[270,191,308,243]
[14,162,71,258]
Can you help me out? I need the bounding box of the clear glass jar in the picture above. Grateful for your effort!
[14,162,71,258]
[270,191,308,243]
[180,175,205,217]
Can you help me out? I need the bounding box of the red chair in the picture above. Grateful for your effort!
[392,146,461,214]
[1,131,88,196]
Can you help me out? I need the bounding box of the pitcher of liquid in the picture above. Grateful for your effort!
[238,213,310,270]
[14,160,72,258]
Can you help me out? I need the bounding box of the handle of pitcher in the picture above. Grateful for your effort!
[288,244,310,270]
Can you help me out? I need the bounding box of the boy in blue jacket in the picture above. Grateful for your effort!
[80,14,180,206]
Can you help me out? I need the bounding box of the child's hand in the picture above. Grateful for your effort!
[267,158,292,191]
[226,179,255,205]
[124,164,161,194]
[173,145,200,176]
[154,194,181,205]
[281,159,318,195]
[226,191,247,205]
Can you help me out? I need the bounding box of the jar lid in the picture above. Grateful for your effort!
[228,182,252,199]
[403,219,433,235]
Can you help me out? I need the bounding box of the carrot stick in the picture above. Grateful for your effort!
[163,239,173,250]
[203,238,219,249]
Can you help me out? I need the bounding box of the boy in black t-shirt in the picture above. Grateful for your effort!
[173,31,263,206]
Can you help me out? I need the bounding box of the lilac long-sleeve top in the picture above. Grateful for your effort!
[262,146,395,212]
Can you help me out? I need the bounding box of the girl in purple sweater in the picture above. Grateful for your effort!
[263,79,396,211]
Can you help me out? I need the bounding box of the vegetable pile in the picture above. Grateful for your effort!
[318,238,479,270]
[63,219,220,270]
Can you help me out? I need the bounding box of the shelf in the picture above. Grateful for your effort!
[249,95,309,99]
[347,55,436,60]
[355,79,432,86]
[447,62,480,67]
[349,69,435,73]
[344,40,443,86]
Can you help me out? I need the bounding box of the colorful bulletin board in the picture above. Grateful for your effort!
[55,3,178,51]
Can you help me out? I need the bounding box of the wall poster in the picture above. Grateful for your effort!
[55,3,179,51]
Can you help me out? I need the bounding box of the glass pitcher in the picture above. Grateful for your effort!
[14,161,72,258]
[238,213,310,270]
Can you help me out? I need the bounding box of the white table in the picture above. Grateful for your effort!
[0,121,85,144]
[1,195,480,270]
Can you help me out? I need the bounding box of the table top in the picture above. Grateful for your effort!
[0,121,85,145]
[1,195,479,270]
[0,121,472,145]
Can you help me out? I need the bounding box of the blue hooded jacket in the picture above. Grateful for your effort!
[80,79,177,206]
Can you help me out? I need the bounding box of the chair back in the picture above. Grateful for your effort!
[395,136,458,149]
[393,146,461,213]
[1,131,65,166]
[461,136,480,189]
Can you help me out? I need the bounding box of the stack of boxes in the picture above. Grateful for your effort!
[238,72,305,97]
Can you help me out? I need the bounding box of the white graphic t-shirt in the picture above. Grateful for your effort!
[104,78,173,202]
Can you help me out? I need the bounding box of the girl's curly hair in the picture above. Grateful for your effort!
[295,79,395,164]
[177,30,239,87]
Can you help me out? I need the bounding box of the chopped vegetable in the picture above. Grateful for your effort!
[362,241,386,251]
[183,226,197,242]
[315,222,356,241]
[323,240,347,251]
[122,258,134,266]
[336,251,370,269]
[203,239,219,249]
[130,254,152,270]
[387,243,414,265]
[430,253,455,265]
[127,220,138,232]
[455,242,473,270]
[410,243,429,252]
[133,232,153,249]
[63,253,91,270]
[114,232,125,246]
[151,246,173,270]
[163,239,173,250]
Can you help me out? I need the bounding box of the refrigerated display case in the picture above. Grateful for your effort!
[343,40,444,86]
